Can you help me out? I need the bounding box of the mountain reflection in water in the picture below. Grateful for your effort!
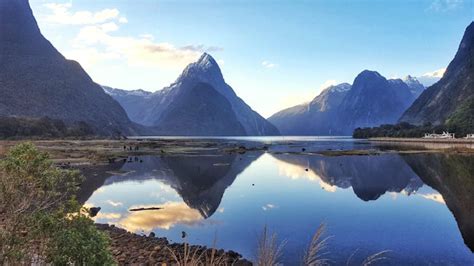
[81,152,473,264]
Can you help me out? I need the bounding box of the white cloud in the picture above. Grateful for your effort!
[106,200,123,207]
[119,17,128,24]
[421,68,446,78]
[319,79,338,90]
[428,0,463,12]
[415,68,445,87]
[71,25,204,68]
[44,3,122,25]
[262,61,278,69]
[39,2,222,74]
[262,203,277,211]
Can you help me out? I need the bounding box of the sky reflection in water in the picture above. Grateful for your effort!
[84,148,473,265]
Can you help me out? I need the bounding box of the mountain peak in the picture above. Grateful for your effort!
[0,0,60,57]
[178,53,223,83]
[323,83,351,94]
[197,52,217,65]
[358,70,383,79]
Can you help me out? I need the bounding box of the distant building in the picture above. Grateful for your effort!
[423,132,455,139]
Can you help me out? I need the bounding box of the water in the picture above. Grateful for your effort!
[82,138,473,265]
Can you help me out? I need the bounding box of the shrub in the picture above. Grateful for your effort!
[0,143,113,265]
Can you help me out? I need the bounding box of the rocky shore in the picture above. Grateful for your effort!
[96,224,251,265]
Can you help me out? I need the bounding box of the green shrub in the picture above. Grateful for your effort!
[0,143,114,265]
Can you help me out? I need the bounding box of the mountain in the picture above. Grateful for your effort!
[336,70,416,134]
[0,0,138,136]
[403,153,474,252]
[271,153,422,201]
[268,83,351,135]
[400,22,474,126]
[79,152,263,218]
[269,70,419,135]
[103,86,154,125]
[151,82,246,136]
[403,75,425,98]
[105,54,279,136]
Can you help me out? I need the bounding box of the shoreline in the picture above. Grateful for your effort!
[96,224,250,265]
[369,137,474,144]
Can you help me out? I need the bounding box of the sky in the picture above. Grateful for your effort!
[29,0,473,118]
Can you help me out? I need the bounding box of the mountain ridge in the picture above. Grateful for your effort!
[400,21,474,126]
[0,0,139,136]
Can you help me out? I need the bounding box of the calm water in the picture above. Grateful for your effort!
[82,138,473,265]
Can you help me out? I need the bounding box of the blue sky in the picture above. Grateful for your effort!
[30,0,473,117]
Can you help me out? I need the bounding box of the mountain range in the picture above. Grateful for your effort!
[1,0,471,138]
[104,53,280,136]
[0,0,139,136]
[269,72,424,135]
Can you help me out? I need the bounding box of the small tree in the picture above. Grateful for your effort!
[0,143,113,264]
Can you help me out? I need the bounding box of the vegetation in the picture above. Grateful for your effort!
[255,225,286,266]
[0,116,95,139]
[255,224,390,266]
[446,97,474,137]
[353,121,472,139]
[0,143,113,264]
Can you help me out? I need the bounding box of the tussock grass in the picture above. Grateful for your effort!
[254,224,390,266]
[303,223,332,266]
[255,225,286,266]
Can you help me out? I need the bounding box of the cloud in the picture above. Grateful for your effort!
[95,212,122,220]
[40,3,221,70]
[319,79,338,90]
[416,68,446,87]
[421,68,446,78]
[180,45,224,53]
[419,193,445,204]
[119,17,128,24]
[275,158,337,192]
[428,0,463,12]
[68,23,207,69]
[44,3,122,25]
[106,200,123,207]
[262,61,278,69]
[262,203,277,211]
[118,202,203,232]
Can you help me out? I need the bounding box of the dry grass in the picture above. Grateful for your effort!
[255,225,286,266]
[166,233,235,266]
[361,250,391,266]
[346,249,391,266]
[166,241,204,266]
[302,223,332,266]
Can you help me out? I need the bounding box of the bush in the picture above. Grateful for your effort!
[0,143,113,264]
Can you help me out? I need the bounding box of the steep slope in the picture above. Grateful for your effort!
[121,53,279,136]
[336,70,415,134]
[400,22,474,125]
[0,0,137,136]
[152,82,246,136]
[268,83,351,135]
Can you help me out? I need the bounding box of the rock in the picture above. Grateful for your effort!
[88,207,101,217]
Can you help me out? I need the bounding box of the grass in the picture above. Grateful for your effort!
[166,233,236,266]
[255,225,287,266]
[302,223,332,266]
[254,224,391,266]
